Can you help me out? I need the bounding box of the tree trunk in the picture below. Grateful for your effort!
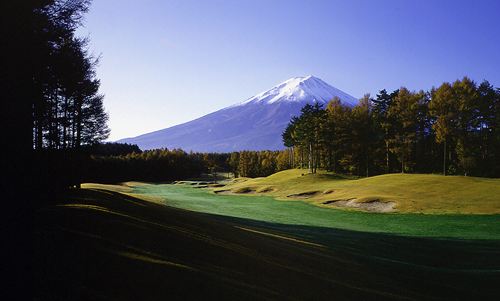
[443,138,447,176]
[333,151,336,173]
[386,134,390,173]
[308,142,312,174]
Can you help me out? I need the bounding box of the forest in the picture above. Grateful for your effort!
[283,77,500,178]
[83,146,292,183]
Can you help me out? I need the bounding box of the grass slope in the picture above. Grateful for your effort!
[218,169,500,214]
[35,189,500,300]
[130,183,500,240]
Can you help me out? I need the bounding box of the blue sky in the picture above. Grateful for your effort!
[77,0,500,141]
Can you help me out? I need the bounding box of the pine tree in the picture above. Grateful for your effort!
[293,103,325,173]
[477,81,500,176]
[372,89,399,172]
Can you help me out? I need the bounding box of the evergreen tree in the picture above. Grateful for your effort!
[477,81,500,176]
[282,121,297,167]
[372,89,399,172]
[293,103,325,173]
[30,1,109,188]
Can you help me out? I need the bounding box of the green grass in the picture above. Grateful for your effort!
[130,182,500,240]
[37,171,500,299]
[35,188,500,300]
[84,171,500,281]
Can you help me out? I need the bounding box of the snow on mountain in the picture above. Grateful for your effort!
[117,76,359,152]
[233,75,358,107]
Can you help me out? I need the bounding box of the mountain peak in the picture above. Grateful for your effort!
[234,76,358,107]
[118,76,359,152]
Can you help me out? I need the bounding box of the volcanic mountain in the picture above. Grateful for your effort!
[117,76,359,152]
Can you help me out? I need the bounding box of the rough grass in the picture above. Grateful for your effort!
[217,170,500,214]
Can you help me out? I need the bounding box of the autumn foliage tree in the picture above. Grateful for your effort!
[284,77,500,177]
[387,88,428,173]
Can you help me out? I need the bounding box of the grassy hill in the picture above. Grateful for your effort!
[215,169,500,214]
[35,188,500,300]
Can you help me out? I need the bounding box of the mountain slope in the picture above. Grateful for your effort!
[117,76,358,152]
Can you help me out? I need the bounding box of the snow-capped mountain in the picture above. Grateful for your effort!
[234,75,358,107]
[117,76,359,152]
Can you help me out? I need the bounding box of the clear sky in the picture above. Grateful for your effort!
[76,0,500,141]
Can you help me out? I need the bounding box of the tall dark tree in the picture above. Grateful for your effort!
[2,0,107,210]
[2,1,96,299]
[293,103,325,173]
[372,89,399,172]
[477,81,500,176]
[282,121,297,167]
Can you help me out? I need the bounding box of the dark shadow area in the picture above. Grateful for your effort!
[34,189,500,300]
[207,212,500,271]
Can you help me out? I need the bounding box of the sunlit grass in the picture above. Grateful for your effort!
[81,183,165,204]
[81,170,500,240]
[218,170,500,214]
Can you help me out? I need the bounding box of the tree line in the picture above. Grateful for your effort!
[30,1,110,149]
[85,144,295,183]
[282,77,500,177]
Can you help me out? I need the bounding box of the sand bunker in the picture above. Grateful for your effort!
[287,190,334,199]
[214,189,261,195]
[214,187,275,195]
[213,190,231,194]
[324,199,397,213]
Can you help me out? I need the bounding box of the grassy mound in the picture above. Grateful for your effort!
[216,170,500,214]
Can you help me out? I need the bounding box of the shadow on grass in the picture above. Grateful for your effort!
[324,173,355,180]
[207,213,500,270]
[34,189,500,300]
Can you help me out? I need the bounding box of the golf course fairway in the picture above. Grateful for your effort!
[34,170,500,300]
